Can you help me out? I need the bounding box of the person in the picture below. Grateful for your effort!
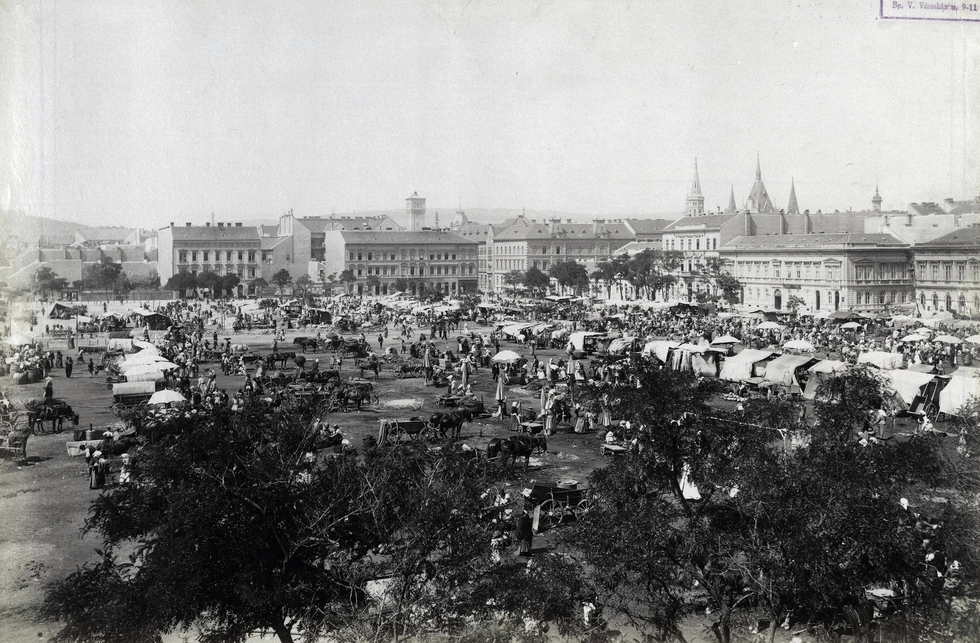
[43,377,54,403]
[87,359,95,377]
[515,510,533,556]
[65,356,73,378]
[378,334,384,351]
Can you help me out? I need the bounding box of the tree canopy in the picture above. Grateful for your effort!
[270,269,293,298]
[85,258,124,300]
[164,272,197,297]
[523,266,550,294]
[549,260,589,294]
[33,266,69,301]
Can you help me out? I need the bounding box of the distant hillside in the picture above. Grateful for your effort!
[0,212,96,240]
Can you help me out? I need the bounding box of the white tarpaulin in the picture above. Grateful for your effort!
[940,367,980,417]
[858,351,905,370]
[719,349,776,382]
[803,360,848,399]
[883,370,937,406]
[643,340,680,363]
[763,354,819,387]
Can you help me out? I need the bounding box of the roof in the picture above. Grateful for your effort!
[455,221,491,241]
[494,219,633,241]
[166,225,261,242]
[614,241,666,256]
[624,218,672,234]
[261,236,292,250]
[723,232,907,250]
[916,227,980,248]
[946,200,980,215]
[664,212,740,231]
[295,216,402,233]
[333,230,477,245]
[909,202,946,216]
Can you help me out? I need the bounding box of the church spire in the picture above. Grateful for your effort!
[755,153,762,180]
[685,158,705,216]
[726,183,737,213]
[787,178,799,215]
[745,155,776,214]
[872,183,883,212]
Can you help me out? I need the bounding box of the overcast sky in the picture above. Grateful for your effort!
[1,0,977,228]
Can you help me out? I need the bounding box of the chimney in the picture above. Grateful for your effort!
[236,222,242,227]
[566,218,572,224]
[945,197,955,210]
[803,210,812,234]
[185,222,191,227]
[549,218,558,235]
[217,222,224,227]
[169,222,174,227]
[205,222,211,227]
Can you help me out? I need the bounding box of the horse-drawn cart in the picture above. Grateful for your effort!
[111,381,164,416]
[377,418,431,445]
[526,482,592,531]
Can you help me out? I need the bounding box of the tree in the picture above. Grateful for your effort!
[339,269,356,294]
[220,274,241,298]
[561,363,969,643]
[165,272,197,299]
[523,266,550,295]
[502,270,524,297]
[195,271,220,298]
[323,273,337,298]
[85,258,123,301]
[549,260,589,295]
[33,266,68,302]
[41,402,549,643]
[251,277,268,297]
[392,277,408,294]
[294,275,312,300]
[697,257,741,307]
[270,269,293,299]
[364,274,381,296]
[785,294,806,316]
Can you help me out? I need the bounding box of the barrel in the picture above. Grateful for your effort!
[557,480,579,489]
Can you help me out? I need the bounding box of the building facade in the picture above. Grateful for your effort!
[318,230,478,296]
[913,227,980,316]
[157,222,263,297]
[720,233,915,314]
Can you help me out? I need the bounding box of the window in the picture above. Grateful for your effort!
[191,251,197,262]
[773,263,780,279]
[933,294,939,310]
[357,268,362,276]
[958,265,965,281]
[945,294,952,310]
[202,251,209,261]
[944,264,951,281]
[367,252,372,261]
[248,251,255,262]
[238,251,244,261]
[920,293,926,309]
[959,295,966,311]
[179,251,187,262]
[452,253,456,260]
[349,252,355,261]
[695,238,700,250]
[931,264,939,280]
[796,264,802,279]
[357,252,362,261]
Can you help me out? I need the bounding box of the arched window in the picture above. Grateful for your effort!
[945,294,952,311]
[958,295,966,311]
[357,252,362,261]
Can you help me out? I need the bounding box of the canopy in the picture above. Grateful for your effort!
[763,354,819,387]
[841,321,863,330]
[934,334,963,344]
[606,337,637,355]
[939,367,980,417]
[642,340,680,363]
[783,339,815,352]
[719,349,776,382]
[500,323,534,337]
[883,370,937,406]
[148,389,187,405]
[857,351,904,370]
[756,321,784,331]
[123,352,173,366]
[828,311,863,320]
[808,359,848,374]
[492,350,522,363]
[967,335,980,344]
[568,331,604,351]
[710,335,740,345]
[45,302,72,318]
[899,335,923,343]
[121,364,173,376]
[802,360,848,400]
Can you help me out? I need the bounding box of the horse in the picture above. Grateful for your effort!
[265,352,295,369]
[26,402,79,434]
[487,435,547,469]
[430,408,474,440]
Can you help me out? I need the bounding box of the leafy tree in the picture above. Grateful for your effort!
[251,277,268,297]
[785,294,806,315]
[85,258,123,301]
[523,266,550,295]
[220,274,241,298]
[41,402,549,643]
[339,269,356,294]
[33,266,69,302]
[195,271,220,298]
[696,257,741,306]
[392,277,408,294]
[270,269,293,299]
[549,260,589,294]
[165,272,197,299]
[502,270,524,297]
[364,274,381,296]
[294,274,312,300]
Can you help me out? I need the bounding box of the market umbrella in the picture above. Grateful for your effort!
[148,389,186,405]
[294,354,307,367]
[783,339,815,352]
[756,321,784,331]
[711,335,740,345]
[899,335,922,343]
[966,334,980,344]
[492,350,522,363]
[934,334,963,344]
[841,321,862,330]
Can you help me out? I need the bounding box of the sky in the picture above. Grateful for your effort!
[1,0,977,229]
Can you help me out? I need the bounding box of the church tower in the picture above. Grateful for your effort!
[786,178,800,215]
[745,154,776,214]
[725,184,737,213]
[872,184,883,212]
[406,192,426,231]
[686,159,705,216]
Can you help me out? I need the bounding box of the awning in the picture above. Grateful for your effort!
[883,370,937,406]
[939,367,980,417]
[857,351,905,370]
[719,349,776,382]
[763,354,819,387]
[642,340,680,363]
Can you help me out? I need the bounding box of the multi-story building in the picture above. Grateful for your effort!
[489,215,633,292]
[157,222,262,297]
[452,213,495,293]
[720,232,914,314]
[913,227,980,315]
[318,230,478,297]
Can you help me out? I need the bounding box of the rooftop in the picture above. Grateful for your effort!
[296,215,401,233]
[334,230,477,245]
[724,232,907,250]
[494,219,632,241]
[665,212,740,231]
[916,227,980,248]
[166,225,261,242]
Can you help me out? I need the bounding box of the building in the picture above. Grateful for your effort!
[1,245,158,289]
[452,214,497,293]
[623,218,673,244]
[317,230,478,296]
[685,159,705,217]
[157,222,262,297]
[913,227,980,316]
[489,214,633,292]
[407,192,426,231]
[720,233,914,314]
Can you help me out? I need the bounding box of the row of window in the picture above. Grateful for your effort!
[917,262,980,282]
[854,263,913,282]
[493,245,611,256]
[179,250,256,263]
[182,267,256,278]
[920,292,978,312]
[857,291,912,305]
[737,261,843,282]
[348,249,472,262]
[354,264,476,277]
[664,236,718,251]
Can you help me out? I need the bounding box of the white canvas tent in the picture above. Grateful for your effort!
[642,340,680,364]
[858,351,905,370]
[883,369,938,410]
[719,349,776,382]
[939,367,980,417]
[763,354,819,388]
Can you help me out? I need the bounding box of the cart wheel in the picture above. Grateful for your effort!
[925,403,939,422]
[537,500,558,528]
[575,497,594,519]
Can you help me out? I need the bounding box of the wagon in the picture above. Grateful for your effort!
[394,360,425,379]
[526,483,592,531]
[377,418,431,445]
[0,425,30,460]
[111,381,164,416]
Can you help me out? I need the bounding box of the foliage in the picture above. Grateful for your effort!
[85,258,124,300]
[364,274,381,295]
[523,267,550,294]
[502,270,525,296]
[294,275,312,300]
[33,266,69,301]
[270,269,293,298]
[697,257,741,305]
[549,260,589,294]
[220,274,240,298]
[42,402,566,643]
[164,272,197,298]
[339,269,356,294]
[195,271,220,296]
[393,277,409,294]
